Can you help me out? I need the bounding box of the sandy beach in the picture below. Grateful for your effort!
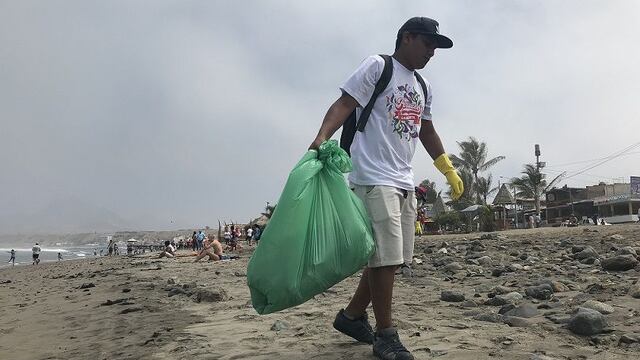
[1,225,639,360]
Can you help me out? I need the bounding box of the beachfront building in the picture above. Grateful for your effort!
[593,193,640,223]
[545,186,593,224]
[545,182,639,224]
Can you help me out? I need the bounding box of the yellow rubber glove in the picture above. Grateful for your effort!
[434,153,464,200]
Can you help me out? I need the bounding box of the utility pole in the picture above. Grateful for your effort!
[534,144,542,218]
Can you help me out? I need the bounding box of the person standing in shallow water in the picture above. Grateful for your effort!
[7,249,15,266]
[32,243,41,265]
[308,17,463,360]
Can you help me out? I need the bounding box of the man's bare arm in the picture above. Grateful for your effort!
[309,92,359,149]
[418,119,445,160]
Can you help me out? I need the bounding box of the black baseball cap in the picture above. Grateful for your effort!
[398,17,453,49]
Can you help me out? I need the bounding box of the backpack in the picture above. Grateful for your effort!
[339,54,428,156]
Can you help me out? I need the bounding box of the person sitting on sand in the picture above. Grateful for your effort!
[194,236,223,262]
[158,240,176,258]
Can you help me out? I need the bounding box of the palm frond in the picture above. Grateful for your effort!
[479,156,506,172]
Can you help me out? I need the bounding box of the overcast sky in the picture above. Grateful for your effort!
[1,1,639,233]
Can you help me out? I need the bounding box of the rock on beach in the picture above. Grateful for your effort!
[567,308,608,336]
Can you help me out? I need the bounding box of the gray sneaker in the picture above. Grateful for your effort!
[373,328,414,360]
[401,264,413,278]
[332,309,374,344]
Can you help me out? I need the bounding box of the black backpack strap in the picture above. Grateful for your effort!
[413,71,429,112]
[356,54,393,132]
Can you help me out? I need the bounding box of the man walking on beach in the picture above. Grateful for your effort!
[197,230,205,251]
[32,243,41,265]
[309,17,463,360]
[7,249,15,266]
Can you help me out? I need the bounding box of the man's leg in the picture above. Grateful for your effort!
[344,267,371,318]
[368,265,398,330]
[346,185,404,325]
[400,191,417,277]
[194,251,206,262]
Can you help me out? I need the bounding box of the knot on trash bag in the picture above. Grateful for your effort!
[318,140,352,173]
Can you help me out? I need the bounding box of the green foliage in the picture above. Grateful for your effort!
[479,205,496,232]
[435,211,462,230]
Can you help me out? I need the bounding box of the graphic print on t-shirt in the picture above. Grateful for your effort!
[385,83,423,141]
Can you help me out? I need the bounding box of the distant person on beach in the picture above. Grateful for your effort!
[307,17,462,360]
[252,225,261,244]
[158,240,176,258]
[227,235,241,252]
[108,239,114,256]
[246,227,253,246]
[7,249,15,266]
[197,231,205,251]
[194,236,223,262]
[191,231,197,251]
[32,243,41,265]
[58,252,63,261]
[569,214,578,226]
[194,237,239,262]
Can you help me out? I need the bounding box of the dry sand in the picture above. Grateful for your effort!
[1,225,639,360]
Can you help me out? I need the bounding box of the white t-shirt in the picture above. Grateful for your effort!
[341,55,432,190]
[32,245,41,255]
[246,228,253,237]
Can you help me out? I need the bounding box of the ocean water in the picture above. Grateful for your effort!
[0,245,107,268]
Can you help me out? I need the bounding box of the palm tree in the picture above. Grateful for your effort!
[450,137,505,204]
[262,204,277,219]
[475,174,499,205]
[510,164,565,215]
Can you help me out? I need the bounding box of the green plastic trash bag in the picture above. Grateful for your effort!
[247,140,375,315]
